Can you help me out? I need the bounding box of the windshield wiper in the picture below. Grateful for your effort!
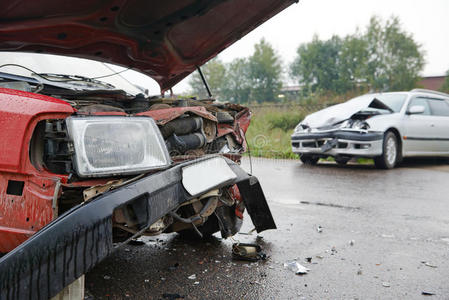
[37,73,116,90]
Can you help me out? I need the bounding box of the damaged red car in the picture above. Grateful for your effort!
[0,0,296,298]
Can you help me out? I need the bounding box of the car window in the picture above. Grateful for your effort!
[376,94,407,113]
[408,97,431,115]
[428,99,449,116]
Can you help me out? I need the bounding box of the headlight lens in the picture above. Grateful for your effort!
[351,120,370,130]
[340,119,370,130]
[294,123,308,133]
[66,116,171,177]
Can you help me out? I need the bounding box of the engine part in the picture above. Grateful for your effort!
[166,132,206,154]
[159,117,203,139]
[216,111,234,123]
[202,118,217,143]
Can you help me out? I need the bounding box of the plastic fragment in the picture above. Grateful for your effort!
[422,291,436,296]
[422,261,437,268]
[382,282,390,287]
[187,274,196,280]
[283,261,310,275]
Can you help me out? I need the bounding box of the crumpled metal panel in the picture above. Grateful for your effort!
[138,106,217,125]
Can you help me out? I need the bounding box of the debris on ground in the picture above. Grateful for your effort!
[381,234,395,238]
[232,243,267,262]
[283,261,310,275]
[238,228,257,235]
[103,275,111,280]
[128,239,146,246]
[382,282,390,288]
[421,291,436,296]
[187,274,197,280]
[316,255,324,259]
[305,257,312,263]
[421,261,437,268]
[357,269,363,275]
[162,293,185,300]
[316,225,323,233]
[169,263,180,271]
[349,240,355,246]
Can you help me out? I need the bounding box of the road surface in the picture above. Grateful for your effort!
[86,158,449,299]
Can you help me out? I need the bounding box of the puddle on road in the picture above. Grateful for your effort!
[300,201,360,210]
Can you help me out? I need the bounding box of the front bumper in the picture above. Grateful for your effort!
[0,156,275,300]
[291,130,384,157]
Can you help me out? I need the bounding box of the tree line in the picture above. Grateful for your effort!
[189,16,448,103]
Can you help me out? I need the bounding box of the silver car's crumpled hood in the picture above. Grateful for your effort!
[301,95,391,129]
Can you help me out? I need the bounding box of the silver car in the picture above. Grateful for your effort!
[291,89,449,169]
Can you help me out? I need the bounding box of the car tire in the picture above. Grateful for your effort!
[300,155,319,165]
[374,131,398,169]
[335,157,350,165]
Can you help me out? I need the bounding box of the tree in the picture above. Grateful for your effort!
[363,16,424,91]
[248,38,283,102]
[222,58,251,104]
[290,35,352,94]
[290,16,425,95]
[188,58,226,99]
[440,69,449,94]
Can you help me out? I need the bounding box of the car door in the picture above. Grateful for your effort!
[402,97,436,154]
[427,98,449,153]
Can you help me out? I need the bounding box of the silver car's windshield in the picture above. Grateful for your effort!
[372,94,407,113]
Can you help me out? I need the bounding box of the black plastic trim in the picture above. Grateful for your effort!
[406,137,449,141]
[291,131,383,142]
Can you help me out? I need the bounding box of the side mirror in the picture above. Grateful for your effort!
[407,105,425,115]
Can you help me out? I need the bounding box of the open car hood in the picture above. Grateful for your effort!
[302,96,394,129]
[0,0,296,92]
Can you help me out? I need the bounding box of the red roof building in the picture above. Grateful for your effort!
[417,76,446,91]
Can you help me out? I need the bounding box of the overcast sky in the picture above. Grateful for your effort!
[170,0,449,94]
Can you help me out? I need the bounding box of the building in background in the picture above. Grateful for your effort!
[417,75,447,91]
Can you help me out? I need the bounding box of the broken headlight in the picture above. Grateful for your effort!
[66,116,171,177]
[341,120,370,130]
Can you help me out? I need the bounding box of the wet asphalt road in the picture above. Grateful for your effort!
[86,158,449,299]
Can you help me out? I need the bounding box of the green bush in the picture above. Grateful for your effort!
[245,106,308,159]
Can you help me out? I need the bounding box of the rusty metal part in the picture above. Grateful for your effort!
[202,118,217,143]
[83,174,145,201]
[149,103,171,110]
[232,243,267,262]
[77,104,125,113]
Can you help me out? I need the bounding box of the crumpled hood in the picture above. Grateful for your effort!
[301,95,392,129]
[0,0,296,92]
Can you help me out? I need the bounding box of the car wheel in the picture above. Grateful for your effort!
[374,131,398,169]
[300,154,319,165]
[335,157,350,165]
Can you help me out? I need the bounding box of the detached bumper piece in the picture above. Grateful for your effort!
[0,156,275,300]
